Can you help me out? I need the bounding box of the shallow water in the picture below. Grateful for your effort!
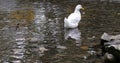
[0,0,120,63]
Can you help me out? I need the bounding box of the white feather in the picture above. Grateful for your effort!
[64,4,83,28]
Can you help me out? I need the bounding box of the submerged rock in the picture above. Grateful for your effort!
[104,46,120,63]
[100,33,120,63]
[39,47,48,53]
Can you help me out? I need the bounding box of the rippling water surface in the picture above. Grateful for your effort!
[0,0,120,63]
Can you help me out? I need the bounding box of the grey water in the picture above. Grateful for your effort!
[0,0,120,63]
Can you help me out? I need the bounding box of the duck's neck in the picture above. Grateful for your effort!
[74,9,80,14]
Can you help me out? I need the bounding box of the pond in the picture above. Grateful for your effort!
[0,0,120,63]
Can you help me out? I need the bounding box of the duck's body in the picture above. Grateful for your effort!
[64,4,83,28]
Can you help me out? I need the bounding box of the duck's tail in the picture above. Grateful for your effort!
[64,17,67,22]
[64,17,68,28]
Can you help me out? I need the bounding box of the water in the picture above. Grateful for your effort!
[0,0,120,63]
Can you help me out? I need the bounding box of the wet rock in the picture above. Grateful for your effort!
[56,45,67,49]
[15,38,25,41]
[39,47,48,53]
[101,33,111,41]
[103,46,120,63]
[29,37,39,42]
[100,33,120,63]
[104,53,114,60]
[87,50,96,55]
[83,56,87,60]
[117,13,120,15]
[11,60,21,63]
[100,32,120,45]
[88,36,96,40]
[101,32,120,41]
[80,46,88,50]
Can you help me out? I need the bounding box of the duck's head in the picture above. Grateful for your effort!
[75,4,84,10]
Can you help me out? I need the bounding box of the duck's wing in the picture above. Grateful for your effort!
[64,17,67,22]
[64,17,69,28]
[67,13,80,23]
[67,13,75,20]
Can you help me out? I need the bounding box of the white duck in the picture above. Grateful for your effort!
[64,4,84,28]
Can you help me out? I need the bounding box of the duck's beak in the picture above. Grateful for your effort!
[81,8,84,10]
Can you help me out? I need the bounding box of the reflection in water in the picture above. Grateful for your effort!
[33,2,63,43]
[0,27,28,63]
[23,2,64,63]
[33,2,63,40]
[34,3,46,24]
[65,28,81,46]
